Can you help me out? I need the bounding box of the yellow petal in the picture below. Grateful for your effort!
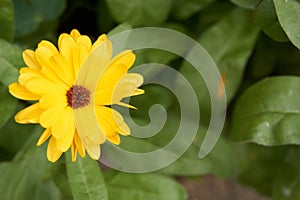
[71,142,77,162]
[96,106,130,138]
[39,92,67,109]
[15,103,44,124]
[59,36,76,73]
[8,82,40,100]
[95,64,128,105]
[74,131,85,157]
[20,74,65,96]
[74,105,106,145]
[76,35,92,49]
[49,53,74,86]
[37,128,51,146]
[83,143,101,160]
[38,40,59,54]
[91,34,108,51]
[110,73,144,103]
[106,134,120,145]
[75,38,112,91]
[109,50,136,69]
[35,47,70,89]
[23,50,41,70]
[47,137,63,162]
[53,107,75,152]
[70,29,81,41]
[40,104,66,128]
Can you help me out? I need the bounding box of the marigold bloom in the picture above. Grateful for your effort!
[9,29,144,162]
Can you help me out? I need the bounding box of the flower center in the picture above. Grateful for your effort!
[66,85,91,109]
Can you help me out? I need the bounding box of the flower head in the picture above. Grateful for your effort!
[9,29,144,162]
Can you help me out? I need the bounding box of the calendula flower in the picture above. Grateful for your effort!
[9,29,144,162]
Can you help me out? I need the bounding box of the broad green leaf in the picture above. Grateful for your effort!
[51,158,73,200]
[104,170,187,200]
[171,0,214,20]
[178,8,259,123]
[105,0,172,26]
[0,58,18,85]
[253,0,289,42]
[230,76,300,145]
[66,153,108,200]
[272,148,300,200]
[0,39,24,69]
[237,144,290,195]
[0,84,17,129]
[273,0,300,49]
[13,0,66,37]
[0,0,14,41]
[0,103,35,154]
[0,126,62,200]
[230,0,261,9]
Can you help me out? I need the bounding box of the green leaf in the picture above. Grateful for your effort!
[104,171,187,200]
[105,0,172,26]
[0,126,62,200]
[273,0,300,49]
[0,84,17,129]
[230,0,261,9]
[253,0,289,42]
[230,76,300,145]
[66,153,108,200]
[272,148,300,200]
[13,0,66,37]
[0,39,24,70]
[0,0,14,41]
[237,144,290,195]
[0,114,35,154]
[171,0,214,20]
[51,158,73,200]
[178,8,259,123]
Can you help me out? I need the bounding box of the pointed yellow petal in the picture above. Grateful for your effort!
[23,50,41,70]
[109,50,136,69]
[54,107,75,152]
[74,131,85,157]
[15,103,44,124]
[115,102,137,110]
[47,137,63,162]
[71,142,77,162]
[40,104,66,128]
[133,88,145,96]
[8,82,40,100]
[37,128,51,146]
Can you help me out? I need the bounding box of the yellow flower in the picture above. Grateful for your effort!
[9,29,144,162]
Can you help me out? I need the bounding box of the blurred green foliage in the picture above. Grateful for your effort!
[0,0,300,199]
